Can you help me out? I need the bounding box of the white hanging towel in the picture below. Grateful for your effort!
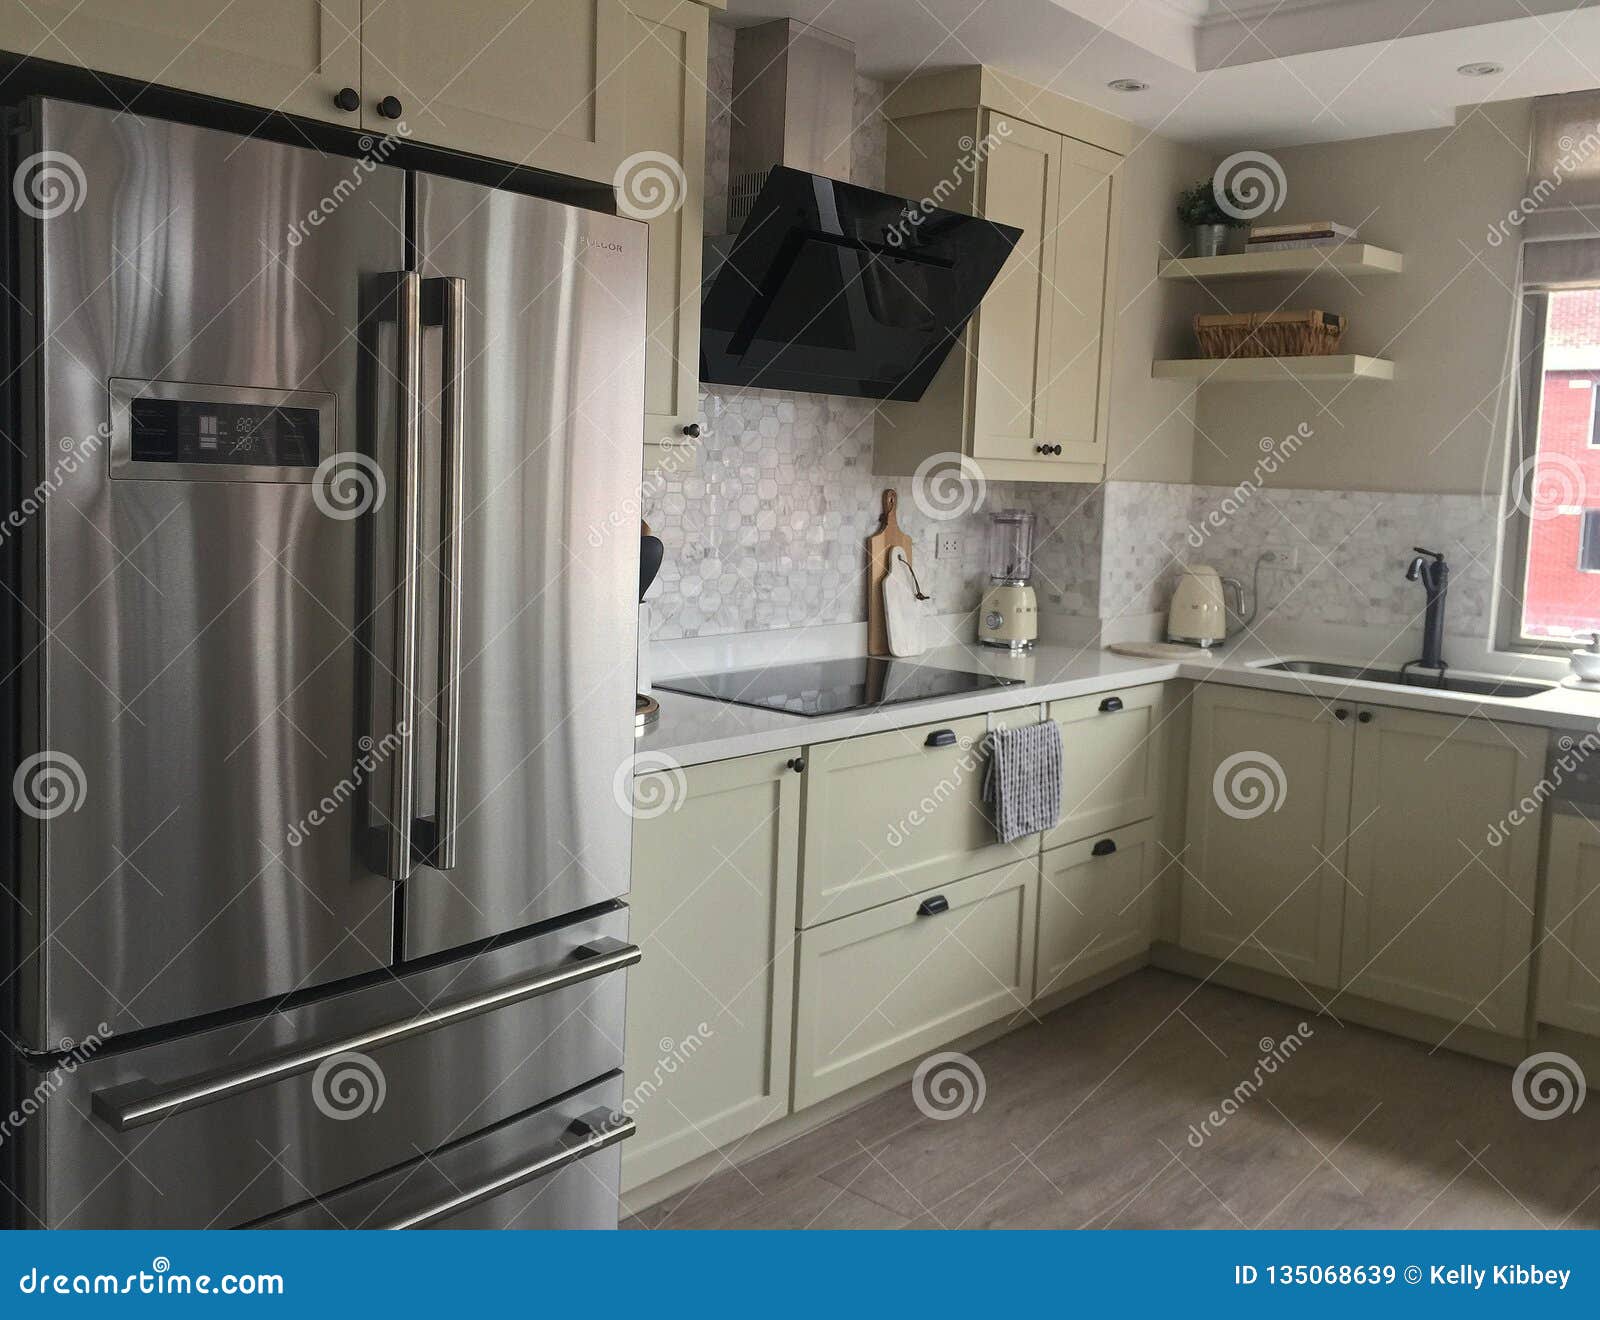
[883,546,931,657]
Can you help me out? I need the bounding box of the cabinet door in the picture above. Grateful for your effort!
[798,709,1037,926]
[1036,819,1155,999]
[1180,685,1353,988]
[970,113,1060,464]
[619,0,708,460]
[0,1,361,124]
[1538,808,1600,1034]
[360,0,624,179]
[1044,683,1165,847]
[1041,136,1118,468]
[623,749,801,1191]
[1342,706,1545,1032]
[793,860,1037,1110]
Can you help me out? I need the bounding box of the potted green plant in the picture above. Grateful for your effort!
[1177,180,1247,257]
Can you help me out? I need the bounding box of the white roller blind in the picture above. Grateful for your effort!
[1523,91,1600,288]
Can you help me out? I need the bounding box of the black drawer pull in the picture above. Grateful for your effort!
[1091,838,1117,857]
[917,895,950,916]
[925,729,957,748]
[1099,696,1123,713]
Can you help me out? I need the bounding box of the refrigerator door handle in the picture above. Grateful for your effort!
[377,1107,635,1229]
[388,270,424,881]
[420,275,466,870]
[89,938,641,1132]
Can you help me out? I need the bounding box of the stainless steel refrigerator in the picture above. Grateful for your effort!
[1,99,645,1228]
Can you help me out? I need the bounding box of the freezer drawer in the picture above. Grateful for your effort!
[11,908,634,1228]
[251,1074,630,1229]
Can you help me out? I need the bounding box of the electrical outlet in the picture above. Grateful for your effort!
[936,532,962,560]
[1260,545,1299,571]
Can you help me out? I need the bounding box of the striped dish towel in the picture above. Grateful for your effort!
[981,721,1062,844]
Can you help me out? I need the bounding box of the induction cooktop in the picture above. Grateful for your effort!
[655,657,1022,717]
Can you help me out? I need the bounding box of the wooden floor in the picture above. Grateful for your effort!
[620,969,1600,1230]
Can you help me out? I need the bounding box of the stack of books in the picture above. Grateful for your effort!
[1247,221,1357,252]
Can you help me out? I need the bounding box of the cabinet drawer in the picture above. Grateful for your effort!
[1043,683,1165,848]
[793,860,1037,1109]
[799,711,1035,926]
[1035,819,1155,1000]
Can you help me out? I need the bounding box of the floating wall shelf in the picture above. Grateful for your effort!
[1151,354,1395,384]
[1158,244,1404,281]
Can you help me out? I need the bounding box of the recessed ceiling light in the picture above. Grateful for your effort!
[1108,78,1149,92]
[1457,61,1503,77]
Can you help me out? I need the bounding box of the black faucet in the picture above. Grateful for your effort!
[1404,547,1449,675]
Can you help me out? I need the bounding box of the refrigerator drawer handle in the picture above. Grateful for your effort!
[89,939,641,1132]
[377,1106,635,1230]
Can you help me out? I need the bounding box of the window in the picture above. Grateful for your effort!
[1507,287,1600,641]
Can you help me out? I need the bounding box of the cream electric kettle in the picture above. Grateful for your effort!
[1167,565,1228,647]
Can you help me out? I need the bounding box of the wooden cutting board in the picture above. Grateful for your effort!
[866,489,914,656]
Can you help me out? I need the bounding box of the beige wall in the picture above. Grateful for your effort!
[1190,100,1532,495]
[1106,133,1213,483]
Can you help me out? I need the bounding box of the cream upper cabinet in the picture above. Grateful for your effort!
[623,748,801,1191]
[619,0,707,462]
[1180,685,1353,988]
[873,69,1126,485]
[1340,706,1545,1033]
[1538,807,1600,1035]
[0,1,363,125]
[359,0,625,178]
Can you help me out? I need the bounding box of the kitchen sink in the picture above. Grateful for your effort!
[1257,659,1553,700]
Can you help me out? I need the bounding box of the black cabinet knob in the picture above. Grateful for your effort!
[787,756,806,773]
[377,95,403,120]
[333,86,360,113]
[917,894,950,917]
[1358,710,1374,723]
[682,423,701,438]
[1334,708,1349,720]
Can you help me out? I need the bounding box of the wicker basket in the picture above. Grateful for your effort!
[1194,310,1345,359]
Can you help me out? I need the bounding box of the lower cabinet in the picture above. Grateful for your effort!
[1035,818,1155,999]
[1538,806,1600,1034]
[792,861,1038,1110]
[623,749,801,1191]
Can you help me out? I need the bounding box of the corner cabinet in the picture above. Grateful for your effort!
[623,748,801,1192]
[1538,806,1600,1035]
[873,69,1126,484]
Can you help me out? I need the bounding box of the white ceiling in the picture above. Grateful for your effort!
[722,0,1600,147]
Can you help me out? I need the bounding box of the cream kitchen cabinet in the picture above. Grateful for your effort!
[1180,685,1353,988]
[1035,818,1156,1000]
[1537,806,1600,1035]
[1340,705,1545,1033]
[0,1,363,126]
[873,69,1126,484]
[618,0,708,463]
[623,748,801,1191]
[1044,683,1167,847]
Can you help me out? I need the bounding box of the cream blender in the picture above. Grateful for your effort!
[978,509,1038,650]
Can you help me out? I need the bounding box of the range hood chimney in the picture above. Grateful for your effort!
[725,20,856,230]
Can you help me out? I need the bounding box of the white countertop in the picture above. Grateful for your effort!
[635,626,1600,770]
